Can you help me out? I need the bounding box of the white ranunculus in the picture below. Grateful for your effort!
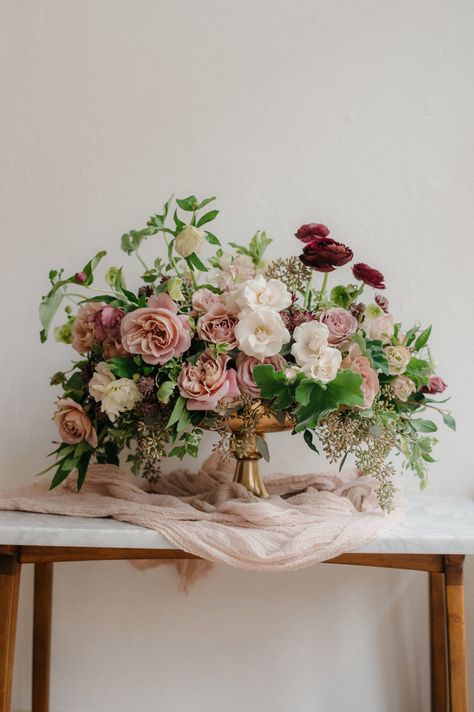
[234,275,292,313]
[303,348,342,384]
[89,362,142,422]
[384,345,411,375]
[235,307,290,360]
[175,225,206,258]
[291,321,330,367]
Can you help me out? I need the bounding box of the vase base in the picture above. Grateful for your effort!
[233,458,269,498]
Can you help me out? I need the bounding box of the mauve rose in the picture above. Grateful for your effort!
[197,303,238,348]
[235,353,286,398]
[121,293,191,365]
[299,237,353,272]
[54,398,97,447]
[71,303,104,354]
[295,223,330,244]
[341,355,380,408]
[320,308,358,345]
[422,376,447,394]
[177,352,240,411]
[192,288,222,313]
[352,263,386,289]
[98,306,124,330]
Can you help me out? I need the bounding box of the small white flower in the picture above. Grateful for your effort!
[89,362,142,422]
[234,275,292,313]
[235,307,290,360]
[284,365,302,380]
[384,345,411,375]
[303,348,342,383]
[291,321,330,367]
[175,225,205,258]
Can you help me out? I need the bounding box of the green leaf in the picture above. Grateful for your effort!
[176,195,198,211]
[76,451,92,490]
[295,379,315,406]
[330,284,360,309]
[176,407,192,432]
[404,324,419,347]
[194,196,216,211]
[107,357,135,379]
[253,364,293,409]
[186,252,209,272]
[443,413,456,431]
[303,430,319,453]
[39,289,65,342]
[197,209,219,227]
[167,396,186,428]
[405,357,431,387]
[410,418,438,433]
[50,464,74,489]
[256,435,270,462]
[294,370,364,432]
[157,380,176,404]
[414,325,432,351]
[205,231,221,246]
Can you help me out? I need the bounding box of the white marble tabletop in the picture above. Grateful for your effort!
[0,494,472,554]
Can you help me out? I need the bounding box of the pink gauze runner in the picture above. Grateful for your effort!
[0,453,404,581]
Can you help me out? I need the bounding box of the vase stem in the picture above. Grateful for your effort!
[231,432,269,498]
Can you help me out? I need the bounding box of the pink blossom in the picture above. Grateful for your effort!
[422,376,447,395]
[177,352,240,411]
[54,398,97,447]
[342,354,380,408]
[121,295,191,365]
[235,353,287,398]
[197,303,238,348]
[71,303,104,354]
[192,288,222,313]
[320,308,358,345]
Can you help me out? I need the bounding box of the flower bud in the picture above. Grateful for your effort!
[175,225,205,258]
[74,271,87,284]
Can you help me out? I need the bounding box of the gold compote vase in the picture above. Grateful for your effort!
[210,403,294,498]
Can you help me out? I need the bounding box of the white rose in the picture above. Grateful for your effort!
[291,321,330,367]
[234,275,292,313]
[175,225,205,258]
[303,348,342,383]
[364,313,395,344]
[384,345,411,375]
[392,375,416,402]
[235,307,290,360]
[89,362,142,422]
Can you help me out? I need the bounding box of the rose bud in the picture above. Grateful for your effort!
[74,271,87,284]
[295,223,330,244]
[299,237,353,272]
[375,293,389,312]
[421,376,447,395]
[352,263,386,289]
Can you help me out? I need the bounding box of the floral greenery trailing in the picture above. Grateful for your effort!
[39,195,454,509]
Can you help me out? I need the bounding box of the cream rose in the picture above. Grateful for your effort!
[175,225,205,257]
[291,321,330,367]
[89,362,142,422]
[54,398,97,447]
[392,375,416,402]
[384,345,411,375]
[364,312,395,344]
[234,308,290,360]
[233,275,292,313]
[302,348,342,383]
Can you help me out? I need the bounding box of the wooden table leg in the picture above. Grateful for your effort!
[0,548,21,712]
[32,563,53,712]
[430,571,448,712]
[444,555,468,712]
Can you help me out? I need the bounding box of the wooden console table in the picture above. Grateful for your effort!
[0,495,472,712]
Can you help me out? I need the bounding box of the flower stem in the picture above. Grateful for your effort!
[303,278,313,310]
[316,273,329,309]
[135,249,149,272]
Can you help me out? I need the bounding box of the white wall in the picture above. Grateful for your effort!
[1,1,473,710]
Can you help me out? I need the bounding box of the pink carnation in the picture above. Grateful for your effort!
[236,353,287,398]
[177,352,240,411]
[121,293,191,366]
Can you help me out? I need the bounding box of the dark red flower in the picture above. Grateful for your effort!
[295,223,330,244]
[421,376,447,395]
[299,237,353,272]
[352,263,386,289]
[375,294,389,312]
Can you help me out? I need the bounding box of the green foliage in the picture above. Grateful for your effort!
[156,380,176,404]
[294,370,365,432]
[303,430,319,453]
[330,284,360,309]
[107,358,136,379]
[229,230,272,268]
[256,435,270,462]
[414,325,432,351]
[352,333,390,374]
[405,357,432,387]
[168,428,203,459]
[443,413,456,431]
[252,364,294,410]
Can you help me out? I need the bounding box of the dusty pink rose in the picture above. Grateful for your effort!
[192,288,222,313]
[364,313,394,344]
[197,303,238,348]
[121,293,191,365]
[320,308,358,345]
[422,376,447,394]
[53,398,97,447]
[235,353,287,398]
[98,306,124,330]
[71,303,104,353]
[177,352,240,411]
[341,355,379,408]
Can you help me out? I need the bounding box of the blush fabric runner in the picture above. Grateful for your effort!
[0,454,403,583]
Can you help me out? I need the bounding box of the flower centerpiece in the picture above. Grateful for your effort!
[39,195,454,509]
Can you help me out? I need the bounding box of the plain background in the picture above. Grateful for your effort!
[1,1,473,710]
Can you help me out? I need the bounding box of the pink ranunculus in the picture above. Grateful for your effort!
[235,353,287,398]
[422,376,447,395]
[120,294,191,366]
[97,306,124,330]
[320,308,358,345]
[341,355,380,408]
[192,288,222,313]
[71,302,105,354]
[197,303,238,348]
[364,313,394,344]
[177,352,240,411]
[53,398,97,447]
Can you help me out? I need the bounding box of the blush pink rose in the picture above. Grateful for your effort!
[197,303,238,348]
[364,314,394,344]
[235,353,287,398]
[177,352,240,410]
[192,288,223,313]
[342,354,380,408]
[121,293,191,365]
[53,398,97,447]
[71,303,104,353]
[320,308,358,345]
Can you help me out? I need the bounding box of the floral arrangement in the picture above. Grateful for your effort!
[39,195,454,509]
